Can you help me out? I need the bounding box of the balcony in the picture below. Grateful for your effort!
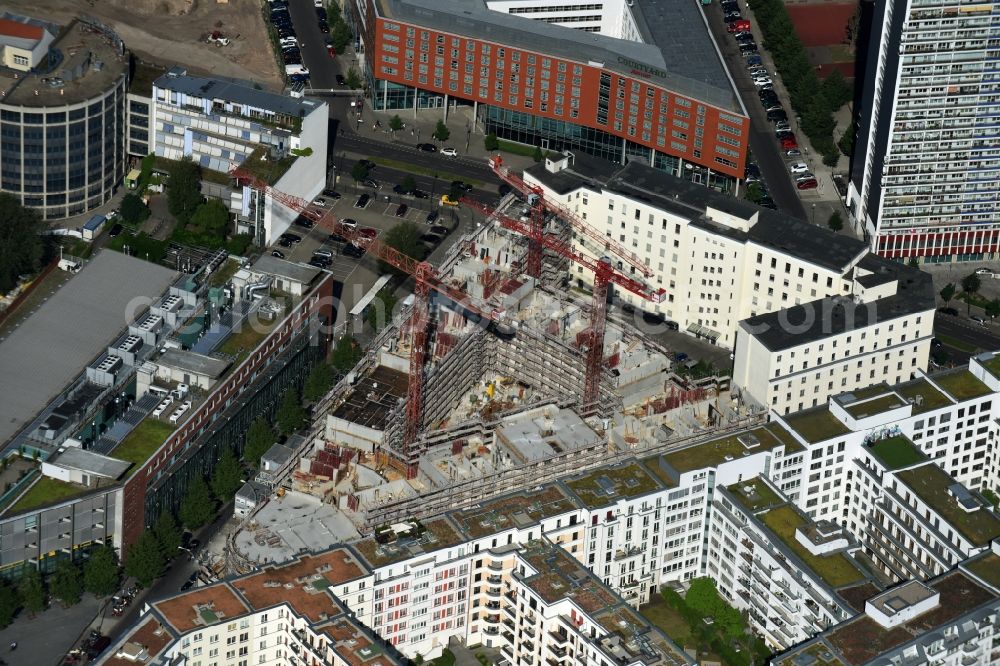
[486,587,503,599]
[550,644,568,658]
[485,614,501,625]
[502,603,517,620]
[488,561,505,572]
[484,627,500,636]
[486,601,502,610]
[502,631,515,644]
[548,630,569,646]
[487,575,503,585]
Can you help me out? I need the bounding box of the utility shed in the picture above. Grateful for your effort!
[41,447,130,487]
[155,349,230,390]
[81,214,106,240]
[249,255,320,296]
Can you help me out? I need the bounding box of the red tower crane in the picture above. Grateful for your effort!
[230,165,511,455]
[462,198,666,410]
[488,156,654,280]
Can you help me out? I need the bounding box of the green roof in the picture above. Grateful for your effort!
[199,609,219,625]
[662,424,801,473]
[759,505,867,588]
[112,418,176,477]
[565,461,661,508]
[845,393,905,419]
[894,379,951,414]
[726,478,783,513]
[8,475,89,513]
[980,353,1000,379]
[239,145,297,186]
[931,369,992,401]
[895,464,1000,547]
[783,407,851,444]
[130,61,167,97]
[965,553,1000,589]
[866,435,927,470]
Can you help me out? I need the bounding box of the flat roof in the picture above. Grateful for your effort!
[1,18,128,106]
[252,254,322,286]
[48,447,130,479]
[352,517,466,566]
[928,368,993,402]
[157,349,230,379]
[153,584,251,634]
[375,0,739,112]
[102,618,174,666]
[233,549,366,622]
[154,69,323,118]
[564,460,662,508]
[658,423,803,474]
[782,406,852,444]
[894,464,1000,547]
[0,251,176,449]
[318,615,400,666]
[866,435,926,471]
[450,484,579,538]
[519,539,618,613]
[964,552,1000,591]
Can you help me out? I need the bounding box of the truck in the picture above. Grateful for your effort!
[207,31,230,46]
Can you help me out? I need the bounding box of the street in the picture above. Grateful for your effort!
[934,313,1000,366]
[286,0,339,89]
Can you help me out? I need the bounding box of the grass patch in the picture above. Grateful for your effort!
[209,258,241,287]
[966,553,1000,588]
[759,505,866,588]
[867,435,926,470]
[9,475,85,512]
[216,300,290,363]
[936,333,977,353]
[845,393,905,419]
[932,369,992,401]
[239,146,297,186]
[896,464,1000,546]
[639,596,700,651]
[112,418,176,476]
[895,379,952,414]
[495,139,539,158]
[663,425,801,473]
[726,479,783,512]
[566,461,661,508]
[981,353,1000,378]
[366,156,484,188]
[783,406,851,443]
[430,649,455,666]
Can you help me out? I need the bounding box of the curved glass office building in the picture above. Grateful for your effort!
[0,16,128,220]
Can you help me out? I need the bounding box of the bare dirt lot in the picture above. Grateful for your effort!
[8,0,283,89]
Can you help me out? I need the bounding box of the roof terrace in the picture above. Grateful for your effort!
[930,368,992,402]
[153,584,250,633]
[894,378,951,415]
[783,406,851,444]
[660,423,803,474]
[758,504,867,589]
[844,393,905,419]
[564,460,661,508]
[726,478,784,513]
[894,464,1000,547]
[233,549,366,622]
[866,435,927,471]
[103,618,174,666]
[964,552,1000,590]
[450,484,580,538]
[319,615,398,666]
[519,540,617,614]
[352,517,465,566]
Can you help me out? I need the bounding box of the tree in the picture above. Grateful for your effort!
[827,211,843,232]
[344,67,362,90]
[940,283,956,305]
[908,257,919,268]
[276,389,306,435]
[211,449,242,503]
[304,362,334,402]
[432,119,450,142]
[821,70,852,110]
[484,132,499,152]
[986,299,1000,320]
[51,559,82,606]
[838,128,855,157]
[684,577,718,616]
[961,272,982,314]
[389,115,404,133]
[532,145,544,162]
[746,182,764,204]
[18,566,45,616]
[0,194,45,294]
[166,158,204,225]
[378,222,425,276]
[243,417,275,469]
[351,160,371,182]
[179,476,214,530]
[367,287,398,333]
[331,21,353,54]
[0,578,17,628]
[154,512,182,560]
[330,335,363,373]
[83,545,120,597]
[119,193,151,225]
[188,200,231,245]
[401,175,417,194]
[124,532,165,588]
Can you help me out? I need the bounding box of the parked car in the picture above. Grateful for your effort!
[938,306,959,316]
[430,225,450,236]
[271,249,285,258]
[776,130,795,140]
[451,180,473,193]
[312,197,328,207]
[309,256,332,268]
[108,223,123,238]
[359,228,378,240]
[420,232,442,244]
[785,148,802,157]
[440,147,458,157]
[767,110,788,123]
[293,216,314,229]
[796,172,815,182]
[426,210,440,224]
[780,136,798,149]
[354,194,370,208]
[774,121,791,132]
[341,218,358,229]
[745,54,763,66]
[972,315,987,325]
[739,44,758,55]
[975,267,999,277]
[753,76,773,87]
[335,74,346,85]
[362,178,379,189]
[788,162,809,174]
[342,243,365,258]
[759,197,777,210]
[796,178,818,190]
[359,159,377,170]
[313,248,334,259]
[735,33,755,44]
[728,19,751,32]
[322,189,341,199]
[279,232,302,244]
[411,189,429,199]
[318,20,330,33]
[416,142,437,152]
[395,203,409,217]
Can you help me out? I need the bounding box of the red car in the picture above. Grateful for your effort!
[727,20,750,33]
[327,45,336,58]
[796,179,818,190]
[780,136,798,149]
[358,227,378,240]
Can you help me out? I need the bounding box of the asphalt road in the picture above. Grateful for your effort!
[701,2,806,219]
[330,131,497,182]
[934,313,1000,363]
[286,0,338,89]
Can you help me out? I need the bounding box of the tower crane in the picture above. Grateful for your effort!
[488,155,654,280]
[229,165,512,458]
[461,198,665,411]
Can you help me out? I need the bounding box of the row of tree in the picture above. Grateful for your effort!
[751,0,853,166]
[0,194,46,295]
[0,545,120,628]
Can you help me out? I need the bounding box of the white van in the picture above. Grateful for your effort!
[285,64,309,76]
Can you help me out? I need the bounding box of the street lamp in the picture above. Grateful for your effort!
[811,203,816,225]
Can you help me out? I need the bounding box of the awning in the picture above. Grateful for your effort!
[687,322,721,340]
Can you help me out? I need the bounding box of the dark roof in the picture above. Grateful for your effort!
[154,69,323,118]
[741,255,935,352]
[528,156,868,272]
[376,0,739,112]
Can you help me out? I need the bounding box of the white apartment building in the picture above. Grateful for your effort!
[846,0,1000,262]
[483,0,642,39]
[148,68,328,246]
[523,153,936,415]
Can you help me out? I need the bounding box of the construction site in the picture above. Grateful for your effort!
[225,158,766,571]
